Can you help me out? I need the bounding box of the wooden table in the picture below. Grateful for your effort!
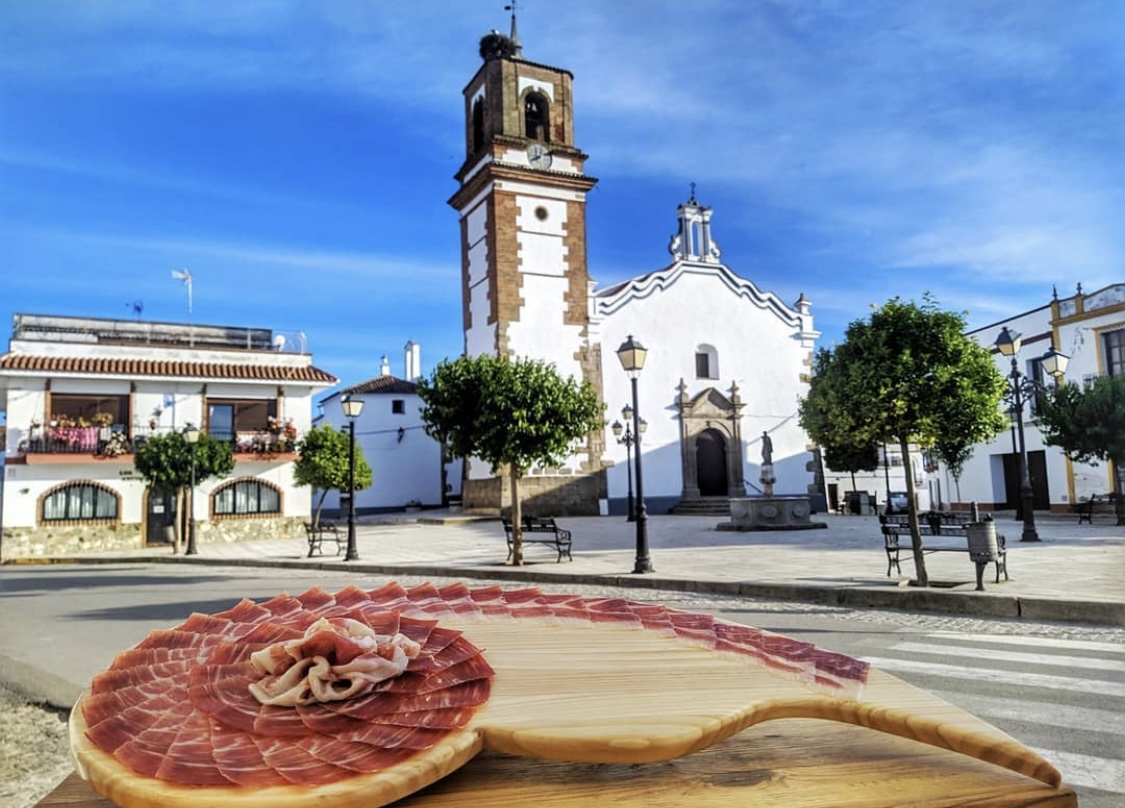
[39,718,1075,808]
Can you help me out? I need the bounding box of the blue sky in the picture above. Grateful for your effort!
[2,1,1122,392]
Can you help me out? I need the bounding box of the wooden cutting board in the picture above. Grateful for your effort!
[450,618,1058,779]
[70,595,1062,808]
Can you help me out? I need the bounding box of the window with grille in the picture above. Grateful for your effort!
[392,399,405,414]
[213,479,281,516]
[42,483,118,521]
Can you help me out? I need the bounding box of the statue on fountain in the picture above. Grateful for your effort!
[759,431,776,497]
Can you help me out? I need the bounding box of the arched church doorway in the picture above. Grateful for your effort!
[696,429,728,496]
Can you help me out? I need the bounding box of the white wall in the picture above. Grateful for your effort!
[959,292,1124,509]
[320,393,446,513]
[2,378,319,529]
[598,264,817,504]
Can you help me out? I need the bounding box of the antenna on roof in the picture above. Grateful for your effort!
[504,0,522,55]
[126,300,144,319]
[170,268,193,317]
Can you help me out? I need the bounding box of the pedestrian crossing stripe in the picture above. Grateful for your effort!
[860,656,1125,698]
[927,632,1125,655]
[1030,747,1125,794]
[928,689,1125,735]
[889,641,1125,673]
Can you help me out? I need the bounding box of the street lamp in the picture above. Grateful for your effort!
[342,394,364,561]
[611,410,647,521]
[994,329,1070,542]
[616,335,653,573]
[184,425,200,556]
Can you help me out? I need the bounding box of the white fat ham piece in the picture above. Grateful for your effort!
[249,617,421,706]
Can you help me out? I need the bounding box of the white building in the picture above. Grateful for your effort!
[448,31,820,515]
[957,284,1124,512]
[593,199,819,515]
[0,313,335,558]
[315,342,461,517]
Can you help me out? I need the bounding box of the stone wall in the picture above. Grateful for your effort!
[1,522,144,559]
[462,470,604,516]
[0,516,305,560]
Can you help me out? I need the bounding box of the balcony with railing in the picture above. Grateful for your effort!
[16,422,135,462]
[13,420,299,463]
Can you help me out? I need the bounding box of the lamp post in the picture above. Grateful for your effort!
[342,394,364,561]
[994,329,1070,543]
[611,409,648,521]
[616,335,653,573]
[184,425,200,556]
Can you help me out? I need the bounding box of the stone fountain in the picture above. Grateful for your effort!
[718,432,827,532]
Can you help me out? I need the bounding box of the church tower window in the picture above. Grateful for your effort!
[472,98,485,154]
[524,91,550,141]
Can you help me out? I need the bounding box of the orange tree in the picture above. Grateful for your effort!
[799,297,1006,586]
[1037,373,1125,525]
[417,354,603,565]
[134,429,233,553]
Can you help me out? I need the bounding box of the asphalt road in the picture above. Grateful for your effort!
[2,563,1122,807]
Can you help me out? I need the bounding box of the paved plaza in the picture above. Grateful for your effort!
[38,509,1125,626]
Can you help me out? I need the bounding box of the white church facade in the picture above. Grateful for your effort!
[447,30,821,516]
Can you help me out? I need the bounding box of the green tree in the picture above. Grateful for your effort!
[798,297,1007,585]
[1037,374,1125,525]
[930,427,977,506]
[800,348,881,508]
[293,423,374,527]
[417,354,604,565]
[133,429,234,553]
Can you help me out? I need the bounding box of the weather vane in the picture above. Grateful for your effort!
[504,1,522,54]
[171,268,194,316]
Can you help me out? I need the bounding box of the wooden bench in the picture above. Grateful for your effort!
[501,516,573,563]
[880,515,1008,591]
[303,520,345,557]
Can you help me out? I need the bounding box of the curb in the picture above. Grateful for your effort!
[13,554,1122,627]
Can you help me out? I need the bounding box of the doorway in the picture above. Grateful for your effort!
[146,489,178,546]
[1002,450,1049,511]
[696,429,728,496]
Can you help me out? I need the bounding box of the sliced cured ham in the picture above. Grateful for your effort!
[72,581,885,808]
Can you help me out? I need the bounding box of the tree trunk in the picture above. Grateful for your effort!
[1115,463,1125,527]
[509,464,523,566]
[901,436,928,587]
[173,487,185,555]
[314,490,329,529]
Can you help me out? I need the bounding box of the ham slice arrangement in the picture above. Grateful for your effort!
[70,581,1059,808]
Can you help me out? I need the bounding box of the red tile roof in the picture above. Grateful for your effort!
[341,375,418,395]
[0,353,338,384]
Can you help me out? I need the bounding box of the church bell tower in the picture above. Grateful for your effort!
[447,28,604,514]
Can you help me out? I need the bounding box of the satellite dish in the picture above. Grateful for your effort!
[273,334,287,352]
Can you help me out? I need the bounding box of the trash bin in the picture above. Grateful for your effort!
[965,521,998,560]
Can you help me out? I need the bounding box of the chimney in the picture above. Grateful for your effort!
[380,355,391,376]
[404,340,421,382]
